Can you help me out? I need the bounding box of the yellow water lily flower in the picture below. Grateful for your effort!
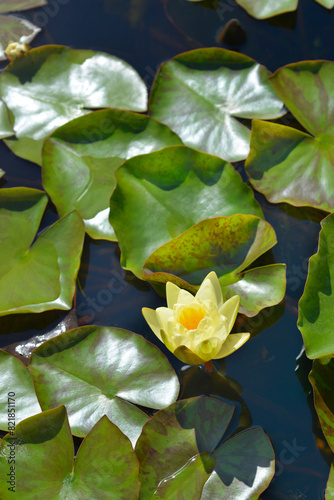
[142,271,250,365]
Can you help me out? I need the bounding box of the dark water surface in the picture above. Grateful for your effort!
[1,0,334,498]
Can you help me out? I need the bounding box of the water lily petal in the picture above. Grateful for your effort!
[177,288,196,306]
[219,295,240,333]
[201,271,223,306]
[173,345,205,365]
[195,276,218,306]
[160,329,178,353]
[166,281,181,309]
[142,307,163,341]
[215,332,250,359]
[156,307,174,335]
[194,337,222,362]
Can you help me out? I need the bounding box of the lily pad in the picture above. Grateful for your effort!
[246,61,334,213]
[149,48,285,163]
[29,325,180,445]
[136,396,275,499]
[142,215,286,317]
[1,45,148,164]
[309,358,334,452]
[0,0,48,13]
[0,187,85,316]
[0,350,41,431]
[234,0,298,19]
[109,145,263,278]
[42,110,182,240]
[327,463,334,500]
[0,100,13,138]
[0,15,41,61]
[298,213,334,359]
[0,406,141,499]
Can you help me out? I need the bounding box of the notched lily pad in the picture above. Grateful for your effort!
[0,406,141,499]
[149,48,285,162]
[136,396,275,499]
[1,45,148,164]
[29,325,180,445]
[109,145,263,278]
[246,61,334,213]
[0,350,41,431]
[142,215,286,317]
[298,213,334,359]
[0,0,48,13]
[42,109,182,240]
[234,0,298,19]
[0,187,85,316]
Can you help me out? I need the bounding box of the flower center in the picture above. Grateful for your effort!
[178,306,206,330]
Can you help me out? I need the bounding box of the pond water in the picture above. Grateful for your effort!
[0,0,333,498]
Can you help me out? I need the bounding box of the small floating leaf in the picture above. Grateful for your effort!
[298,213,334,358]
[109,145,263,278]
[1,45,148,164]
[149,48,285,162]
[0,188,85,316]
[0,407,141,499]
[246,61,334,212]
[42,110,182,240]
[136,396,274,499]
[29,325,180,445]
[142,215,286,317]
[234,0,298,19]
[0,350,41,431]
[309,358,334,452]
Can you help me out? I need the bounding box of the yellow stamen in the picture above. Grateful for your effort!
[178,306,206,330]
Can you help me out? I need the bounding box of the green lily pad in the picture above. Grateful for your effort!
[327,463,334,500]
[149,48,285,163]
[246,61,334,213]
[0,100,13,138]
[42,110,182,240]
[0,406,141,499]
[0,188,85,316]
[0,15,40,62]
[0,169,4,178]
[109,145,263,278]
[142,215,286,317]
[298,213,334,359]
[136,396,275,499]
[0,45,148,164]
[29,325,180,445]
[0,0,47,13]
[309,358,334,452]
[0,350,41,431]
[234,0,298,19]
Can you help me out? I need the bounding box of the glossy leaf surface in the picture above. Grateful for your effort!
[0,99,13,138]
[246,62,334,212]
[1,45,148,163]
[0,188,85,316]
[110,146,263,278]
[0,15,40,61]
[309,358,334,452]
[234,0,298,19]
[0,407,141,499]
[298,213,334,358]
[0,0,47,13]
[142,215,286,316]
[0,350,41,430]
[136,396,274,499]
[42,110,182,240]
[149,48,285,162]
[29,325,180,445]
